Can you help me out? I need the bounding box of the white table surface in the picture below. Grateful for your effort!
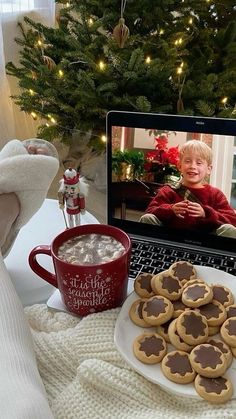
[4,199,99,306]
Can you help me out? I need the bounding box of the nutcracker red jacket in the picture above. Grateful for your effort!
[145,184,236,232]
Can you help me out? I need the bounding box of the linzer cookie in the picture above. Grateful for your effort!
[189,343,227,378]
[142,295,173,326]
[161,350,196,384]
[196,300,226,326]
[182,283,213,308]
[134,273,155,298]
[207,338,233,369]
[168,261,197,284]
[211,284,234,308]
[133,332,167,364]
[176,310,208,345]
[226,304,236,319]
[172,299,190,318]
[221,316,236,347]
[151,271,182,301]
[194,374,233,404]
[129,299,151,328]
[168,318,193,352]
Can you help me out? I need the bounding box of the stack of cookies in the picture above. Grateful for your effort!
[130,261,236,404]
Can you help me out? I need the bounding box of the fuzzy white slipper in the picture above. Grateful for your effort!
[0,139,59,257]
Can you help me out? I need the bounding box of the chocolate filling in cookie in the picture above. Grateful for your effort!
[166,352,193,375]
[185,285,207,301]
[172,262,195,280]
[227,306,236,318]
[182,312,207,338]
[139,335,165,357]
[212,286,230,305]
[137,301,146,319]
[137,273,153,293]
[162,275,182,293]
[143,298,167,317]
[198,376,228,394]
[225,318,236,336]
[194,345,223,369]
[173,300,187,310]
[207,339,229,356]
[198,303,222,320]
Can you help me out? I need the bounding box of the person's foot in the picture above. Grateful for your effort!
[0,139,59,257]
[23,139,58,158]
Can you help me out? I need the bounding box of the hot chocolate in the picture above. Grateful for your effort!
[57,233,125,265]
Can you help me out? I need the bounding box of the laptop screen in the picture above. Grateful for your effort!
[106,111,236,254]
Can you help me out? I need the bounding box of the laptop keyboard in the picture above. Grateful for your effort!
[129,238,236,279]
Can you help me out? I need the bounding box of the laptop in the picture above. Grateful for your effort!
[106,111,236,282]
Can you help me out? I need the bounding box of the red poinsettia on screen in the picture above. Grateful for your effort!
[144,134,180,180]
[146,134,179,166]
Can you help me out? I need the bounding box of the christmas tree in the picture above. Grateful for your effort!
[6,0,236,152]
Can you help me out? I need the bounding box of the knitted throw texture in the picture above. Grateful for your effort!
[25,305,236,419]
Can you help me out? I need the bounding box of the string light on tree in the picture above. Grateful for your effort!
[31,111,37,120]
[175,37,183,46]
[5,0,236,151]
[37,39,43,47]
[221,97,228,105]
[58,69,64,78]
[101,135,107,143]
[98,60,106,71]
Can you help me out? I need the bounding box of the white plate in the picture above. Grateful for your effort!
[114,266,236,399]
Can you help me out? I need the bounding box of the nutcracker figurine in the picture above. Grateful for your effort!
[58,168,89,228]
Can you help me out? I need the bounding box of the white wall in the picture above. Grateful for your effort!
[133,128,187,149]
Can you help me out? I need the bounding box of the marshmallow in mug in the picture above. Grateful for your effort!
[57,233,126,265]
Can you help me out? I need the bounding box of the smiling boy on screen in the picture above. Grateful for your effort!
[140,140,236,238]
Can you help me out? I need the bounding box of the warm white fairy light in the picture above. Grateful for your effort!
[177,67,183,75]
[58,69,64,78]
[159,29,164,35]
[37,39,43,47]
[175,37,183,46]
[50,117,57,124]
[88,18,94,26]
[221,97,228,104]
[145,56,151,64]
[98,60,106,70]
[188,17,193,24]
[29,89,35,95]
[31,111,37,119]
[101,135,107,143]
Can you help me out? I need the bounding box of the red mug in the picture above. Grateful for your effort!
[28,224,131,316]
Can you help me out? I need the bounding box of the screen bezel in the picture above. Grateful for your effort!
[106,110,236,253]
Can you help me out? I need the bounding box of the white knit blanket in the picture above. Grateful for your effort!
[25,304,236,419]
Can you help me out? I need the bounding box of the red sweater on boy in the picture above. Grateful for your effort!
[146,184,236,232]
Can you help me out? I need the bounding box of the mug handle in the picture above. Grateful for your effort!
[28,245,58,288]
